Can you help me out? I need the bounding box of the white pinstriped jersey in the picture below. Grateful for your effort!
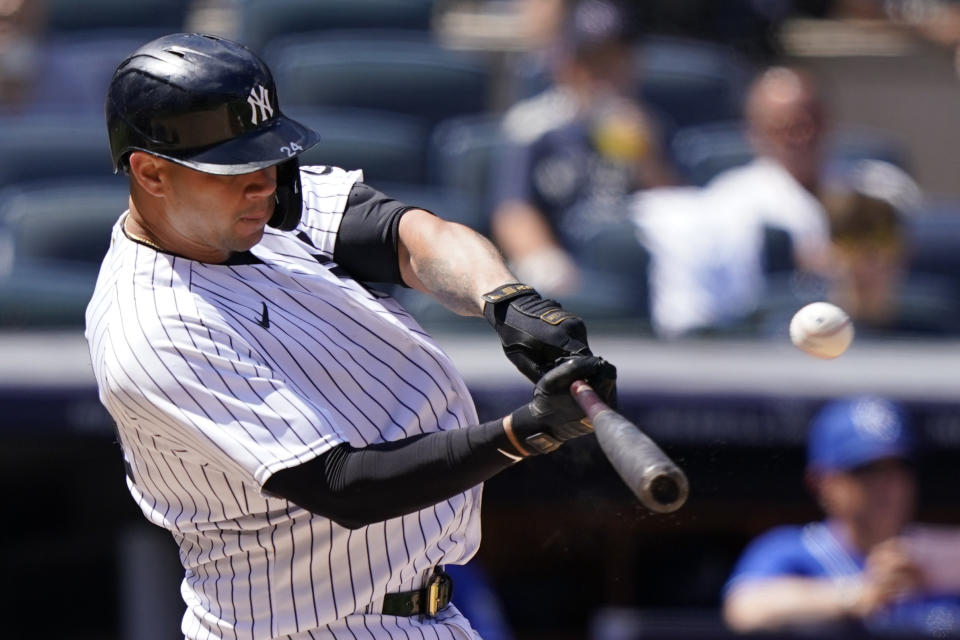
[85,166,483,640]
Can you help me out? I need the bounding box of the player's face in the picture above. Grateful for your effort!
[821,458,915,540]
[161,161,278,260]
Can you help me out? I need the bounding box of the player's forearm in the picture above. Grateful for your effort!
[263,420,518,529]
[723,578,859,632]
[263,356,610,528]
[398,209,515,316]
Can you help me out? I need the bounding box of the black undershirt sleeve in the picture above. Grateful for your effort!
[262,421,515,529]
[333,182,432,286]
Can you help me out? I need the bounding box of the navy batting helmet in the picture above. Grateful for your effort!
[106,33,320,230]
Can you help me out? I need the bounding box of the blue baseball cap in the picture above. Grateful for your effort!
[807,396,915,472]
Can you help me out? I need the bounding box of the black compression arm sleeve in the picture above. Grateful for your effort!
[334,182,430,286]
[262,421,515,529]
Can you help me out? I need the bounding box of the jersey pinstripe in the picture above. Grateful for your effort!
[85,166,483,640]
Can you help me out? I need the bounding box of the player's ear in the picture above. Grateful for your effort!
[128,151,166,197]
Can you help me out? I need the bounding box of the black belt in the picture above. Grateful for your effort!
[381,568,453,617]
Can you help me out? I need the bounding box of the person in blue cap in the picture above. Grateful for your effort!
[722,395,960,636]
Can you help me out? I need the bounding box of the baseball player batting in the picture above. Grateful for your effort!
[85,33,619,639]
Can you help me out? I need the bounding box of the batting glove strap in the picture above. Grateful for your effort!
[508,401,594,457]
[508,405,564,456]
[481,282,590,384]
[480,282,537,306]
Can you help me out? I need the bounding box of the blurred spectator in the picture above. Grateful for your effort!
[0,0,45,113]
[634,65,929,338]
[723,395,960,637]
[491,0,675,298]
[633,66,830,337]
[717,65,833,272]
[822,191,906,329]
[809,187,960,336]
[752,159,960,338]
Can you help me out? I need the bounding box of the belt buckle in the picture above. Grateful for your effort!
[425,569,452,617]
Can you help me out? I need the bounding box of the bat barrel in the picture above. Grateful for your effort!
[571,380,689,514]
[649,473,682,506]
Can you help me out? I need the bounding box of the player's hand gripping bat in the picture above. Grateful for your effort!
[570,380,689,513]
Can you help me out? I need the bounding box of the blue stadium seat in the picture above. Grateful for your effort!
[46,0,190,32]
[637,36,754,130]
[0,180,127,267]
[367,183,487,329]
[828,126,913,175]
[0,114,116,188]
[901,202,960,334]
[508,36,754,131]
[33,30,156,114]
[906,200,960,281]
[288,107,431,184]
[375,182,483,234]
[566,217,652,327]
[264,31,493,128]
[427,114,506,233]
[236,0,435,54]
[669,120,752,186]
[0,262,101,327]
[670,121,911,186]
[0,180,127,327]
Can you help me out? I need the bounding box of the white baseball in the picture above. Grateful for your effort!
[789,302,854,359]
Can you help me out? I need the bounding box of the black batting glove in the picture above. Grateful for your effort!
[505,355,617,457]
[482,282,591,384]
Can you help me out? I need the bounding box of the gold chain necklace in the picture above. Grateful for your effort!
[122,215,164,252]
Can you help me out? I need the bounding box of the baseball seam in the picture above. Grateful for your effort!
[807,316,852,338]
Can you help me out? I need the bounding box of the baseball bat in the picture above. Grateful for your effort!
[570,380,689,513]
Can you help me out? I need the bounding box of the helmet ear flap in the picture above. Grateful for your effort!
[269,158,303,231]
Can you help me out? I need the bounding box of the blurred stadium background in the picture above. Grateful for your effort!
[2,1,960,639]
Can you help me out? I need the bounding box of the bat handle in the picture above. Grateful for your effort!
[570,379,606,421]
[570,379,689,514]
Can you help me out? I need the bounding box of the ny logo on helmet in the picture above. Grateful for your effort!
[247,85,274,126]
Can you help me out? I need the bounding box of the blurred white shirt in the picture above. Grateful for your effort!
[634,158,829,337]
